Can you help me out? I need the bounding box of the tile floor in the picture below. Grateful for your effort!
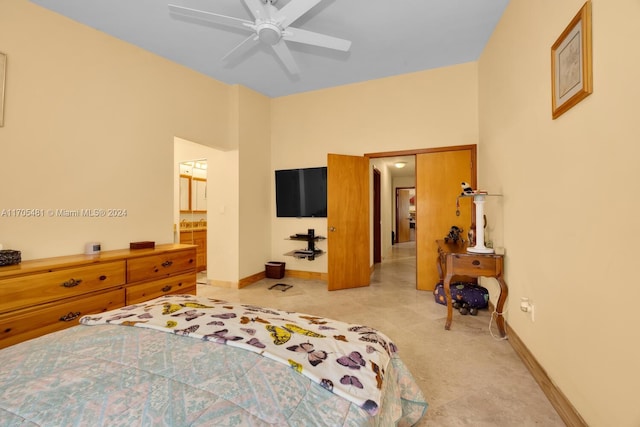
[197,242,565,426]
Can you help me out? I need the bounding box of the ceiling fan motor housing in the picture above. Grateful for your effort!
[256,21,282,45]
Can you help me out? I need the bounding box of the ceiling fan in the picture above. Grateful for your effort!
[168,0,351,75]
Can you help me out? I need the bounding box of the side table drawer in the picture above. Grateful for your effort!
[127,249,196,283]
[126,272,197,305]
[0,261,126,314]
[0,288,125,349]
[450,254,497,276]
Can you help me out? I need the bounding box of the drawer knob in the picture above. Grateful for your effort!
[59,311,81,322]
[161,285,172,292]
[99,275,107,281]
[61,278,82,288]
[472,260,480,266]
[161,260,173,268]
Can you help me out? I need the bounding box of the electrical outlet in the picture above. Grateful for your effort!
[520,297,535,322]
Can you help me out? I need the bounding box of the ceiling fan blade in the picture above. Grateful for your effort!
[271,40,300,75]
[284,27,351,51]
[222,35,260,63]
[242,0,271,21]
[168,4,252,31]
[275,0,322,28]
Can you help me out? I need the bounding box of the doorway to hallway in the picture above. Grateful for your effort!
[366,145,476,291]
[396,187,416,244]
[371,241,416,287]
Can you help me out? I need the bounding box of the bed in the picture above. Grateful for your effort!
[0,294,427,426]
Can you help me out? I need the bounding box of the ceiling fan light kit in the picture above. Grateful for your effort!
[168,0,351,76]
[256,22,282,45]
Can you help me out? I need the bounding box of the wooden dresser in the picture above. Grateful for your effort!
[0,244,197,349]
[180,229,206,272]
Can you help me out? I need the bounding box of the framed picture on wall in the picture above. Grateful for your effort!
[551,1,592,119]
[0,52,6,127]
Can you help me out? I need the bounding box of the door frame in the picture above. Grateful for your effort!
[365,144,477,287]
[366,144,477,208]
[395,186,415,244]
[366,145,476,171]
[373,168,382,263]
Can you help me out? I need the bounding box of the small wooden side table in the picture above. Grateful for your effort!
[436,240,508,337]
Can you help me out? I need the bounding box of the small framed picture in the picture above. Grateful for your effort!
[551,1,592,119]
[0,52,6,127]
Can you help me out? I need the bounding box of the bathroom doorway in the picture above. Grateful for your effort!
[178,159,207,282]
[174,137,212,285]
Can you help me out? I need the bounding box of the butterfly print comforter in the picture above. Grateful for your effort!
[80,294,405,416]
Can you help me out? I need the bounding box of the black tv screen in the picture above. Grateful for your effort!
[275,167,327,218]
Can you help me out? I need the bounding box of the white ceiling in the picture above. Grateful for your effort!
[29,0,510,98]
[376,156,416,178]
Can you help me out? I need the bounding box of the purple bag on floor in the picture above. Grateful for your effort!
[433,282,489,309]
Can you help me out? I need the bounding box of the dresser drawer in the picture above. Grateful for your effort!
[0,288,125,349]
[450,254,497,276]
[0,261,126,314]
[127,248,196,283]
[126,272,196,305]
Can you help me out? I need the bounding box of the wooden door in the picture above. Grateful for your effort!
[327,154,370,291]
[396,189,412,243]
[416,150,473,290]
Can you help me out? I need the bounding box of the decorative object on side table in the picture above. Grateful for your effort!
[460,182,474,195]
[466,194,493,254]
[551,0,592,119]
[0,249,21,266]
[455,183,501,254]
[467,222,476,246]
[444,226,463,244]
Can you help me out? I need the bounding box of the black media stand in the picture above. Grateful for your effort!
[286,228,325,260]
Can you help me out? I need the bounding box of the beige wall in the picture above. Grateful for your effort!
[479,0,640,425]
[207,149,240,284]
[235,85,272,280]
[0,0,230,259]
[270,63,479,272]
[173,86,271,286]
[4,0,631,423]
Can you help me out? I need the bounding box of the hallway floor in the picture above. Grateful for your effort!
[197,242,565,426]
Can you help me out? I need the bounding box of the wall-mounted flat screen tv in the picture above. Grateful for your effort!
[275,167,327,218]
